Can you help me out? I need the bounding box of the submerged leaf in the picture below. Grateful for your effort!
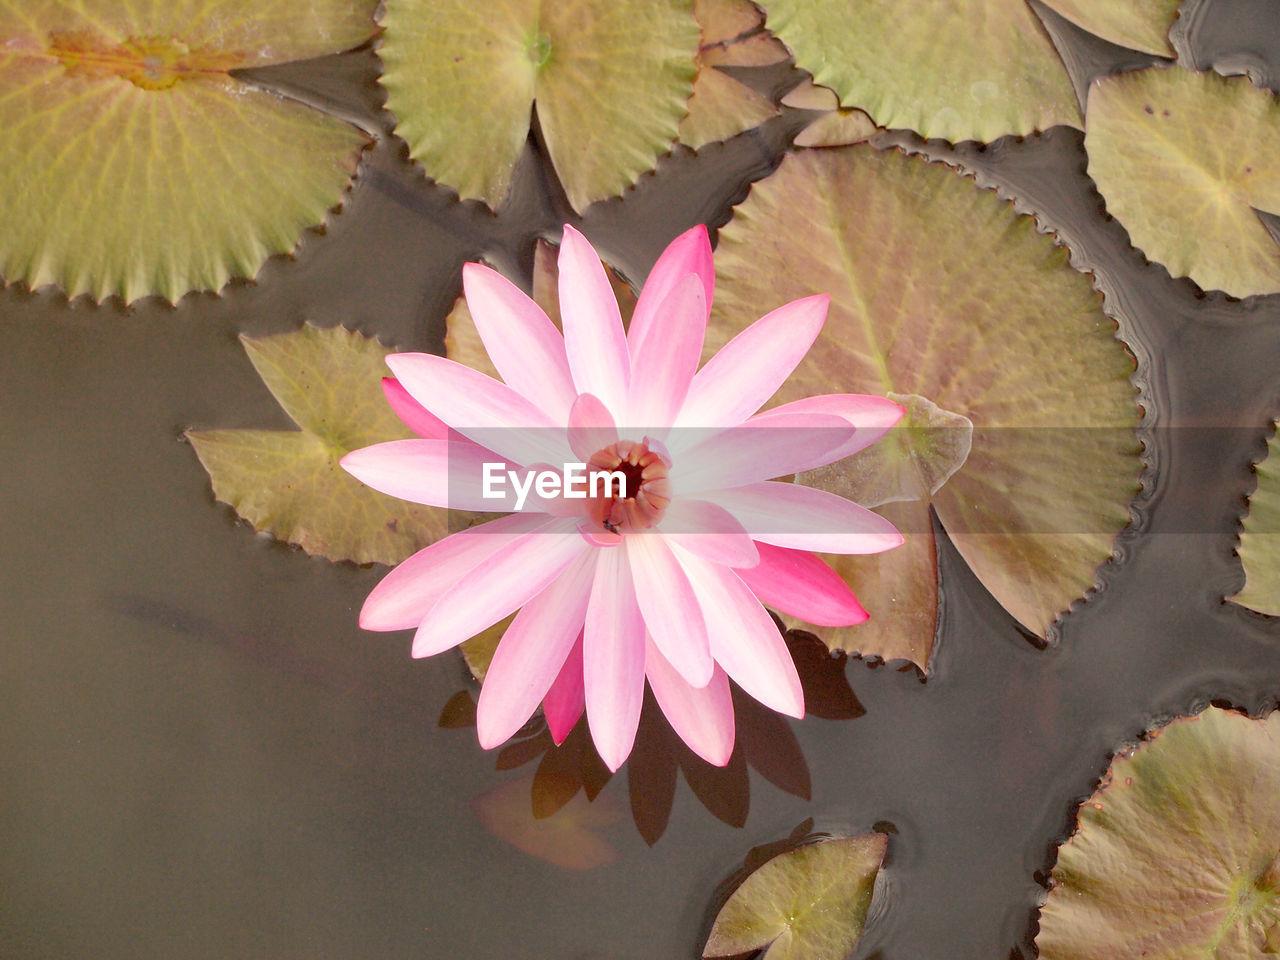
[711,146,1141,666]
[760,0,1080,142]
[1232,422,1280,615]
[1037,707,1280,959]
[1040,0,1180,57]
[380,0,699,211]
[1086,67,1280,298]
[704,834,887,960]
[187,325,448,565]
[0,0,375,303]
[472,776,623,871]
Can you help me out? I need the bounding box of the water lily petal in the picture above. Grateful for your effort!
[584,546,646,771]
[559,225,630,420]
[476,550,597,749]
[628,223,714,355]
[543,634,586,744]
[385,353,567,467]
[749,393,905,467]
[677,293,829,427]
[625,533,713,687]
[673,544,804,718]
[713,482,904,554]
[341,439,515,511]
[627,273,706,428]
[735,542,869,627]
[567,393,618,462]
[645,636,735,767]
[359,512,548,631]
[659,499,759,568]
[462,262,577,421]
[382,377,449,439]
[412,518,587,657]
[671,413,854,492]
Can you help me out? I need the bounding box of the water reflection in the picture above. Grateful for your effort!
[442,631,865,850]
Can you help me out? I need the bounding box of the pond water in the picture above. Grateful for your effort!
[4,2,1280,958]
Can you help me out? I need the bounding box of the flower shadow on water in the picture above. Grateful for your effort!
[441,631,864,848]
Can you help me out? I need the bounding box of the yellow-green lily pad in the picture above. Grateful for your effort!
[0,0,375,303]
[1086,66,1280,299]
[1037,707,1280,959]
[711,146,1141,667]
[704,833,887,960]
[1041,0,1180,56]
[187,324,448,565]
[760,0,1081,142]
[1232,422,1280,615]
[379,0,699,211]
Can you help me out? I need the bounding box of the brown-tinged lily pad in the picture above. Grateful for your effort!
[678,0,785,150]
[1037,707,1280,959]
[187,324,448,565]
[704,833,887,960]
[1232,422,1280,616]
[0,0,375,303]
[711,146,1141,667]
[1086,66,1280,299]
[379,0,699,212]
[760,0,1080,142]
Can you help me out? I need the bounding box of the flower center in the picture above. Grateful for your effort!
[586,439,670,533]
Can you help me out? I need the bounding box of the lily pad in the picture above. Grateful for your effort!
[1037,707,1280,959]
[1040,0,1180,56]
[0,0,375,303]
[678,0,784,150]
[704,833,887,960]
[710,146,1141,667]
[187,324,448,565]
[782,79,878,149]
[760,0,1080,142]
[1086,67,1280,299]
[379,0,699,211]
[1232,422,1280,616]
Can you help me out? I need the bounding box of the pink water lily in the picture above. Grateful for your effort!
[341,225,904,771]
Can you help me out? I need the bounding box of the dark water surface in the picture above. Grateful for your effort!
[4,3,1280,958]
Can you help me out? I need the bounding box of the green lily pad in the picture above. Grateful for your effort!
[760,0,1080,142]
[0,0,375,303]
[704,833,887,960]
[1086,67,1280,299]
[1232,422,1280,615]
[379,0,699,211]
[1040,0,1180,56]
[678,0,784,150]
[187,324,448,565]
[711,146,1141,667]
[1037,707,1280,959]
